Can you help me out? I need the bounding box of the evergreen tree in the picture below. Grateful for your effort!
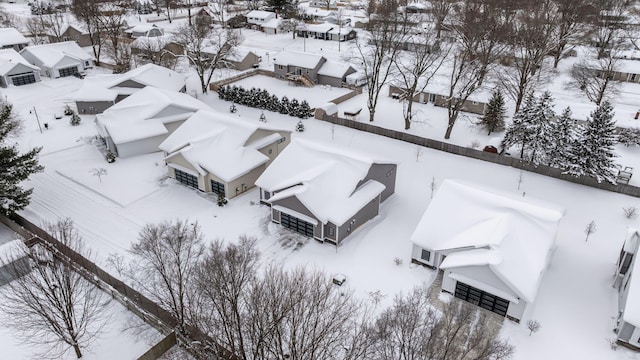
[259,89,270,109]
[618,128,640,147]
[296,120,305,132]
[566,101,618,183]
[280,96,290,115]
[0,102,43,215]
[289,98,300,117]
[268,94,280,112]
[548,107,578,169]
[479,89,506,135]
[527,91,555,165]
[502,91,537,159]
[217,86,227,100]
[70,112,81,126]
[298,100,312,119]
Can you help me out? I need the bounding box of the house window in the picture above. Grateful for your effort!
[632,74,638,81]
[268,148,273,154]
[328,227,335,237]
[421,249,431,261]
[278,137,286,143]
[277,65,284,70]
[621,253,634,275]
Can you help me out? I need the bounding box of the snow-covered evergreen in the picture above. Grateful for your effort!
[565,101,618,183]
[479,89,506,135]
[527,91,555,165]
[548,107,578,169]
[502,91,537,159]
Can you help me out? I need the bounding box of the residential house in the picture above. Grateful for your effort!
[125,24,164,39]
[47,24,92,47]
[388,84,489,115]
[410,180,564,323]
[160,110,291,199]
[219,47,261,71]
[0,28,28,52]
[297,22,356,41]
[246,10,277,33]
[75,63,186,114]
[255,138,397,245]
[20,41,93,78]
[274,51,326,84]
[614,229,640,349]
[317,60,356,87]
[309,0,336,8]
[0,49,41,87]
[94,86,211,158]
[130,35,184,65]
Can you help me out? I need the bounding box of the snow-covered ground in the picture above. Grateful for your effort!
[4,2,640,358]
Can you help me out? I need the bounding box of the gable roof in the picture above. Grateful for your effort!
[20,41,93,67]
[160,110,288,182]
[0,49,39,75]
[95,87,211,145]
[256,138,393,226]
[246,10,276,19]
[0,28,28,47]
[318,60,355,78]
[411,180,564,303]
[109,63,185,91]
[274,51,324,69]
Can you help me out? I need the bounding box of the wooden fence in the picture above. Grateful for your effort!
[315,109,640,198]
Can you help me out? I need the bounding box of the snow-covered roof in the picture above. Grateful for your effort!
[256,138,394,226]
[125,24,160,34]
[303,7,333,17]
[223,47,257,62]
[262,18,280,29]
[318,60,354,78]
[411,180,565,303]
[274,51,324,69]
[49,23,89,37]
[0,28,28,47]
[305,22,335,33]
[20,41,93,68]
[131,35,173,52]
[246,10,276,19]
[109,63,186,92]
[0,49,39,76]
[159,110,289,182]
[96,87,210,145]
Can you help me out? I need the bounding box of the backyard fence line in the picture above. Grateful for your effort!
[0,214,239,360]
[314,110,640,198]
[137,332,178,360]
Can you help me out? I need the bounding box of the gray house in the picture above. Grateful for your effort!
[615,229,640,349]
[220,48,261,71]
[410,180,564,323]
[274,51,326,85]
[75,63,186,114]
[160,110,291,199]
[388,85,489,115]
[0,49,41,87]
[255,138,397,245]
[47,24,92,47]
[317,60,356,87]
[0,28,28,52]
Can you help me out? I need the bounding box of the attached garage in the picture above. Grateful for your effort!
[174,169,198,189]
[454,281,509,317]
[58,66,79,77]
[9,73,36,86]
[210,179,225,196]
[280,212,314,237]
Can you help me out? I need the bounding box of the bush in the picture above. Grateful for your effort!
[64,104,74,116]
[70,113,81,126]
[216,85,313,118]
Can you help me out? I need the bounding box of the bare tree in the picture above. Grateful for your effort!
[132,37,176,68]
[499,1,556,113]
[352,0,408,122]
[369,287,514,360]
[585,220,597,241]
[393,25,450,129]
[71,0,103,64]
[527,320,542,336]
[429,0,455,41]
[589,0,633,59]
[443,0,505,139]
[569,47,621,105]
[95,7,131,72]
[89,167,107,183]
[0,219,110,359]
[40,11,67,43]
[550,0,592,68]
[24,17,49,45]
[128,219,205,334]
[172,22,241,93]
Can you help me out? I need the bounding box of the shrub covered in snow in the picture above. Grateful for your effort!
[217,85,313,118]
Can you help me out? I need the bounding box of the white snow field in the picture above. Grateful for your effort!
[3,2,640,358]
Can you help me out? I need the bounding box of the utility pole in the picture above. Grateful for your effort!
[31,106,42,134]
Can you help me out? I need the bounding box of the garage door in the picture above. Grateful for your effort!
[59,66,79,77]
[454,281,509,317]
[174,169,198,189]
[280,213,314,237]
[10,73,35,86]
[210,180,225,196]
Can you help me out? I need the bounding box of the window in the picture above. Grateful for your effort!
[278,137,286,143]
[421,249,431,261]
[621,253,633,275]
[268,149,273,154]
[174,169,198,189]
[277,65,284,70]
[328,227,335,237]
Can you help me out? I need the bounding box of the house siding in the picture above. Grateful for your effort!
[76,100,115,115]
[117,133,166,158]
[335,195,380,244]
[211,164,267,199]
[166,153,206,191]
[274,57,326,83]
[271,195,318,221]
[619,321,635,342]
[228,52,261,71]
[356,163,397,202]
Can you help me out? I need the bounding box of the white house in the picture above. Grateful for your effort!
[125,24,164,38]
[246,10,278,33]
[255,138,397,245]
[0,49,41,87]
[95,87,211,158]
[410,180,564,323]
[159,110,291,199]
[615,229,640,349]
[74,63,187,114]
[0,28,28,52]
[20,41,93,78]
